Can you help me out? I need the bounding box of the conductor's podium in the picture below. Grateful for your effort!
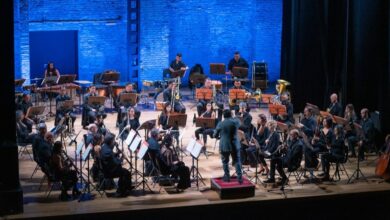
[211,176,255,199]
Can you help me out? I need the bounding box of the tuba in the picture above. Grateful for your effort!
[272,79,291,104]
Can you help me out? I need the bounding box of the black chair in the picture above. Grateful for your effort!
[148,151,175,192]
[331,145,350,181]
[95,157,117,197]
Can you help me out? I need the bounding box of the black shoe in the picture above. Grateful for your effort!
[72,189,81,198]
[222,175,230,182]
[60,192,71,201]
[322,175,331,181]
[264,178,275,183]
[358,157,365,162]
[281,178,288,186]
[317,172,326,177]
[114,191,128,198]
[238,177,243,184]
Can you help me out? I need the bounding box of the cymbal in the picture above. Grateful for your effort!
[277,79,290,85]
[31,77,43,81]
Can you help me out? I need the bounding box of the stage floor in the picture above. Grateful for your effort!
[8,96,390,219]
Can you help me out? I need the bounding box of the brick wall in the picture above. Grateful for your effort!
[139,0,283,85]
[14,0,130,83]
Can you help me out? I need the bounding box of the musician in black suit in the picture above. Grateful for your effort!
[276,94,294,125]
[213,110,243,184]
[83,85,106,127]
[195,102,216,145]
[100,133,132,197]
[16,110,35,144]
[227,51,249,77]
[163,81,185,113]
[188,64,205,89]
[169,53,186,77]
[55,87,76,129]
[298,107,317,138]
[115,83,140,126]
[119,107,140,140]
[16,93,34,132]
[357,108,376,161]
[318,125,346,181]
[327,93,342,117]
[264,128,303,185]
[196,78,224,121]
[237,102,253,140]
[229,79,251,113]
[34,129,54,176]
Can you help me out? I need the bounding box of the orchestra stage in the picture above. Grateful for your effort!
[8,94,390,219]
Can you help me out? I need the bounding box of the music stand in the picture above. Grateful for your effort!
[187,138,206,189]
[210,63,227,91]
[306,103,320,115]
[137,120,156,141]
[101,72,120,84]
[347,122,368,184]
[79,144,95,202]
[232,67,248,78]
[268,104,287,117]
[119,93,138,106]
[15,78,26,87]
[261,94,275,104]
[136,141,154,193]
[195,118,216,128]
[167,113,187,128]
[333,116,347,126]
[229,89,246,104]
[57,74,76,85]
[26,106,45,122]
[320,111,335,123]
[87,96,106,106]
[41,76,58,86]
[195,88,213,101]
[170,70,185,78]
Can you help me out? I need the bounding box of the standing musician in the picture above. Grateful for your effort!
[227,51,249,77]
[356,108,376,161]
[264,129,303,185]
[16,110,35,144]
[50,141,80,201]
[246,114,270,174]
[163,80,186,113]
[327,93,342,117]
[115,83,139,126]
[229,78,251,113]
[119,107,140,140]
[44,61,60,78]
[276,94,294,125]
[100,133,133,197]
[83,85,106,127]
[318,125,346,181]
[344,104,358,157]
[262,121,282,183]
[55,87,76,129]
[16,93,34,132]
[213,110,243,184]
[195,102,216,145]
[196,78,223,118]
[169,53,187,77]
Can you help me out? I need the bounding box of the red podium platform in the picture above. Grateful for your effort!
[210,176,255,199]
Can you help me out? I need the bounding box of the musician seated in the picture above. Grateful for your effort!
[357,108,376,161]
[229,79,251,113]
[344,104,358,157]
[96,114,108,136]
[32,123,47,162]
[158,134,191,190]
[246,114,270,174]
[163,81,186,113]
[90,133,104,182]
[16,93,33,131]
[297,107,317,138]
[158,103,180,144]
[227,51,249,78]
[169,53,187,78]
[264,129,303,185]
[16,110,35,144]
[34,130,54,176]
[119,107,140,140]
[327,93,342,117]
[236,102,252,140]
[50,141,80,201]
[311,117,334,154]
[195,103,216,145]
[116,83,140,126]
[100,133,133,197]
[82,85,106,128]
[196,78,223,118]
[318,125,346,181]
[55,87,76,129]
[275,94,294,125]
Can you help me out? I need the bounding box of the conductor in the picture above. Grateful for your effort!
[213,110,243,184]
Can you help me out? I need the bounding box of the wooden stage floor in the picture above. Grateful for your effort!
[8,99,390,219]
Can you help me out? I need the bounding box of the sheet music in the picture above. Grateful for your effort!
[124,129,136,146]
[137,141,149,159]
[186,138,197,153]
[76,142,84,156]
[82,144,92,161]
[191,141,203,158]
[129,135,142,152]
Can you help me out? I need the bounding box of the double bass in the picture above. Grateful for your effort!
[375,138,390,181]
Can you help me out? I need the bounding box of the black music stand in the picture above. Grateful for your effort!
[101,72,120,84]
[168,114,187,157]
[195,118,217,158]
[57,74,76,85]
[119,93,138,106]
[78,145,95,202]
[87,96,106,107]
[26,106,45,122]
[41,76,58,86]
[347,124,368,184]
[135,142,154,194]
[170,69,185,78]
[232,67,248,78]
[210,63,227,91]
[305,103,320,115]
[15,78,26,87]
[186,138,206,189]
[137,120,156,141]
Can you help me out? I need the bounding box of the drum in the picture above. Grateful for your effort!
[211,80,222,91]
[111,84,125,98]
